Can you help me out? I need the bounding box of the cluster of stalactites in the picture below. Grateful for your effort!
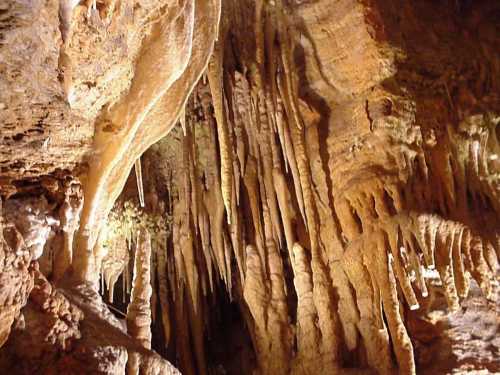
[99,201,169,309]
[158,27,499,375]
[154,18,347,370]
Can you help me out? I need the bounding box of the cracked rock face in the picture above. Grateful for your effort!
[0,0,499,374]
[0,206,35,348]
[0,0,93,189]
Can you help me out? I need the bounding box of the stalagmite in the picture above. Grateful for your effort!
[53,181,83,281]
[127,228,153,374]
[243,243,291,375]
[291,243,322,375]
[91,229,108,289]
[266,237,293,372]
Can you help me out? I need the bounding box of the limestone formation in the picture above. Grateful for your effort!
[0,0,499,374]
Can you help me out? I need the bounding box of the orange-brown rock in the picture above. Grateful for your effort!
[0,0,499,374]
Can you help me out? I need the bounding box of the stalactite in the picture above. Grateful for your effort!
[174,286,196,375]
[276,73,306,227]
[257,92,284,248]
[207,44,233,225]
[176,185,207,375]
[273,168,296,260]
[179,197,199,314]
[404,232,429,298]
[180,105,187,136]
[187,123,200,235]
[198,207,214,293]
[156,237,171,347]
[483,240,499,272]
[367,231,415,375]
[304,111,362,354]
[343,241,394,375]
[173,201,185,291]
[275,98,289,172]
[229,185,245,284]
[266,237,293,371]
[205,186,227,287]
[186,288,207,375]
[276,12,304,132]
[387,225,420,310]
[283,81,342,368]
[243,157,265,260]
[415,214,437,269]
[434,221,460,312]
[469,235,495,299]
[233,72,250,175]
[135,158,145,208]
[222,231,233,296]
[202,104,229,287]
[102,234,128,303]
[181,134,192,230]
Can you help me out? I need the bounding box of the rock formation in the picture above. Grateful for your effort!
[0,0,499,374]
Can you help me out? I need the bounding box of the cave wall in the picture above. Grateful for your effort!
[0,0,499,374]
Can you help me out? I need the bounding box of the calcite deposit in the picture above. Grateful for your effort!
[0,0,499,374]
